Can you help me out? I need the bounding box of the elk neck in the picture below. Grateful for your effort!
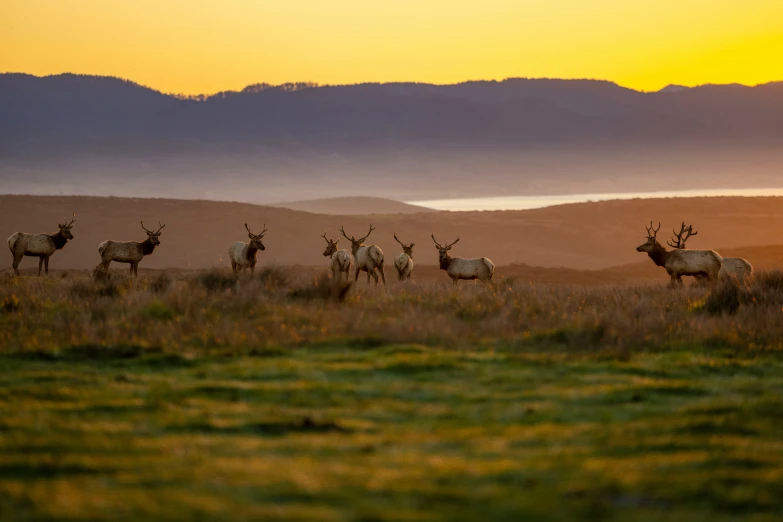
[141,238,158,255]
[646,241,669,267]
[246,244,258,261]
[50,231,69,250]
[438,251,451,271]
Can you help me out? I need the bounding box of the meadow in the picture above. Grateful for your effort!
[1,268,782,521]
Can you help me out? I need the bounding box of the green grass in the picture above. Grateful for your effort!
[1,271,783,520]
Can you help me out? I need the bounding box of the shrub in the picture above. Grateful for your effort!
[198,270,236,293]
[148,272,172,294]
[703,279,742,316]
[289,273,352,303]
[142,300,174,321]
[258,265,288,289]
[1,294,20,313]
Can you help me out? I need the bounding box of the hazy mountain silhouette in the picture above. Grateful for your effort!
[1,73,782,202]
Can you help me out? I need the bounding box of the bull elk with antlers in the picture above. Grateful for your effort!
[431,235,494,284]
[636,221,722,286]
[340,225,385,285]
[229,223,268,275]
[393,233,414,281]
[321,232,353,281]
[95,221,165,276]
[669,222,753,282]
[7,214,77,276]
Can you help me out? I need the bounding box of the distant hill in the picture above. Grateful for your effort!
[270,197,436,215]
[3,195,783,273]
[1,73,782,202]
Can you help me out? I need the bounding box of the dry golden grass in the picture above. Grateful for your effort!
[1,270,783,521]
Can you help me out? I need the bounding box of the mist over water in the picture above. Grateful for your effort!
[409,188,783,212]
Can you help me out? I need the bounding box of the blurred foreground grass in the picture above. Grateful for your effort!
[1,269,782,521]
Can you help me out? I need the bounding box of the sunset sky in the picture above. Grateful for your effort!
[2,1,781,95]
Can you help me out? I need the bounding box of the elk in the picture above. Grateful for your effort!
[7,214,77,276]
[636,221,722,286]
[431,235,494,284]
[96,221,165,276]
[669,222,753,282]
[340,225,385,285]
[393,233,414,281]
[321,232,353,281]
[229,223,267,275]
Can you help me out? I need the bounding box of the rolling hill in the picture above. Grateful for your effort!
[2,195,783,276]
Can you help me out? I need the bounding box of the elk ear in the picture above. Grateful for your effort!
[248,233,254,239]
[147,231,153,236]
[334,239,339,245]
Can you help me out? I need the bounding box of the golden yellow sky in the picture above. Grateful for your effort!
[2,1,782,94]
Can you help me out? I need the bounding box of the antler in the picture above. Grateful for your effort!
[645,221,661,240]
[357,224,375,242]
[140,221,153,234]
[339,226,355,242]
[667,222,697,249]
[62,213,77,227]
[156,221,166,234]
[321,231,330,243]
[393,233,405,247]
[245,223,265,237]
[431,235,459,249]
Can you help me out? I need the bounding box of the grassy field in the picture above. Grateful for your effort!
[1,269,782,521]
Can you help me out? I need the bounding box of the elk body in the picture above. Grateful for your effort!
[340,225,385,285]
[96,221,165,276]
[229,223,267,275]
[636,222,722,286]
[431,235,494,284]
[321,232,354,281]
[719,258,754,282]
[7,214,77,276]
[393,233,414,281]
[668,222,753,283]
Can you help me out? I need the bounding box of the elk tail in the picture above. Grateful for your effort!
[7,233,20,253]
[483,258,495,280]
[98,241,109,256]
[370,246,384,267]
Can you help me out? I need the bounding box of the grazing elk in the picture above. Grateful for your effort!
[431,235,494,285]
[229,223,267,275]
[321,232,354,281]
[96,221,165,276]
[636,221,722,286]
[340,225,386,285]
[393,233,414,281]
[8,214,77,276]
[669,222,753,282]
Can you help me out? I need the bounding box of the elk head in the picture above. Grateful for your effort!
[636,221,661,253]
[667,222,697,249]
[58,213,77,240]
[141,221,166,246]
[394,233,414,258]
[245,223,267,251]
[321,232,340,257]
[431,234,459,269]
[340,225,374,255]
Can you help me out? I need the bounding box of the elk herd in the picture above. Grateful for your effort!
[5,215,754,288]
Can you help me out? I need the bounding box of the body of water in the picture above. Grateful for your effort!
[408,188,783,212]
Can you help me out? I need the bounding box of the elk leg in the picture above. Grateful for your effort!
[231,262,237,274]
[379,265,386,285]
[12,255,22,276]
[44,257,49,275]
[37,257,44,276]
[250,265,255,276]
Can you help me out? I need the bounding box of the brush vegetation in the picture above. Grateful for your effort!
[1,269,782,521]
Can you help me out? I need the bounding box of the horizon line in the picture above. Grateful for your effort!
[3,71,781,98]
